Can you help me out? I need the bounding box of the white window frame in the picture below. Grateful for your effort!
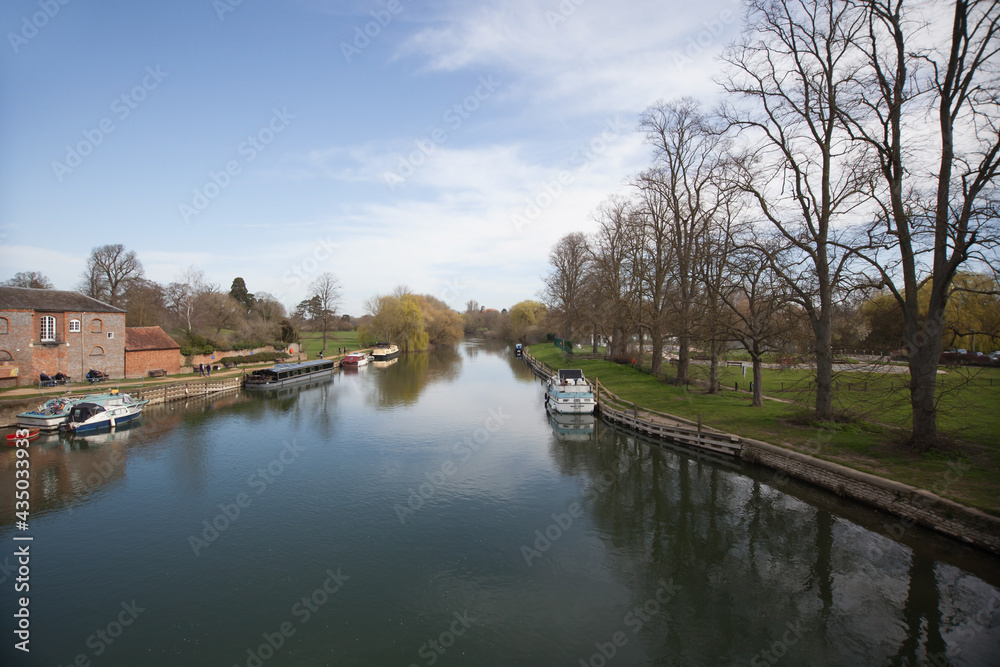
[69,318,81,333]
[40,316,56,342]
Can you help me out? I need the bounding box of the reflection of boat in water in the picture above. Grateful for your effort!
[65,418,140,444]
[65,392,149,433]
[372,358,399,369]
[342,352,370,366]
[371,342,400,361]
[545,369,596,414]
[244,359,337,388]
[547,411,596,440]
[260,375,338,399]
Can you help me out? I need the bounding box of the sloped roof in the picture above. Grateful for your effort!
[0,286,125,313]
[125,326,180,351]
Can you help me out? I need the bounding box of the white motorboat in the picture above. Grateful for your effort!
[17,396,82,430]
[545,369,596,414]
[341,352,370,366]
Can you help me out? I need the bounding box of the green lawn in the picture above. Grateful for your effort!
[298,330,361,357]
[529,344,1000,515]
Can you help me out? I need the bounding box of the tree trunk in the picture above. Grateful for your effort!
[708,339,720,394]
[650,324,664,376]
[752,356,763,407]
[592,324,598,354]
[677,334,690,384]
[812,314,834,420]
[906,314,943,449]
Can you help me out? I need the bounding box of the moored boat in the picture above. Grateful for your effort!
[6,428,40,444]
[545,369,596,414]
[243,359,337,389]
[371,342,400,361]
[515,343,523,357]
[17,396,83,430]
[65,392,149,433]
[341,352,370,366]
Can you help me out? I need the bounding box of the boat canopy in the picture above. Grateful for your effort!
[557,369,585,382]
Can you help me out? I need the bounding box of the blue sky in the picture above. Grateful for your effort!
[0,0,744,316]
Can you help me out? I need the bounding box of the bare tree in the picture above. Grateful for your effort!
[166,267,208,334]
[2,271,54,289]
[589,196,645,362]
[308,272,343,351]
[198,291,245,336]
[720,0,870,420]
[542,232,591,343]
[79,244,144,307]
[638,98,728,380]
[841,0,1000,447]
[714,234,797,407]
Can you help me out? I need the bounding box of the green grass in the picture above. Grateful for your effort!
[297,330,361,357]
[529,344,1000,515]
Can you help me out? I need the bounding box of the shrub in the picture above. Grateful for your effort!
[220,352,290,366]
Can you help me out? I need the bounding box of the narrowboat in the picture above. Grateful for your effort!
[243,359,337,389]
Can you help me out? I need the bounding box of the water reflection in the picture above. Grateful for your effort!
[548,422,1000,665]
[362,346,463,409]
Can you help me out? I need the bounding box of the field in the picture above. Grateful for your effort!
[529,344,1000,515]
[297,330,362,357]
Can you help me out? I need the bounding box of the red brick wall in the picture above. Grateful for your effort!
[125,348,181,378]
[0,309,125,384]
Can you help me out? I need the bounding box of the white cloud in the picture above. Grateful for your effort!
[397,0,745,114]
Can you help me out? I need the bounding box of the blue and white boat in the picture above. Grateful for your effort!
[544,369,596,414]
[65,392,148,433]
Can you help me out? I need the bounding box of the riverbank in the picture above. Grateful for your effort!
[527,345,1000,519]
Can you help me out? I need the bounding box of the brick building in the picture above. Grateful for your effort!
[0,287,126,387]
[125,326,181,378]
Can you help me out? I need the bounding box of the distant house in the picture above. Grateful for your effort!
[125,327,181,378]
[0,286,126,387]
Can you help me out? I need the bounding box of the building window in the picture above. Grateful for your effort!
[69,319,81,333]
[0,350,11,361]
[40,316,56,342]
[0,318,7,334]
[90,318,103,333]
[89,346,105,356]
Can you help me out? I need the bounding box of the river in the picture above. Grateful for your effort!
[1,340,998,666]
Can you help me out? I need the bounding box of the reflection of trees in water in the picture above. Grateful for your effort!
[364,346,463,409]
[548,424,993,665]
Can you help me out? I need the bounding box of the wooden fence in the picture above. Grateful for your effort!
[130,376,244,406]
[522,350,742,457]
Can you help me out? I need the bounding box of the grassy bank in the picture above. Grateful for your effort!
[298,331,361,357]
[529,344,1000,516]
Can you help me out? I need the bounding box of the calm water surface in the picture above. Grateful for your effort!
[1,340,998,666]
